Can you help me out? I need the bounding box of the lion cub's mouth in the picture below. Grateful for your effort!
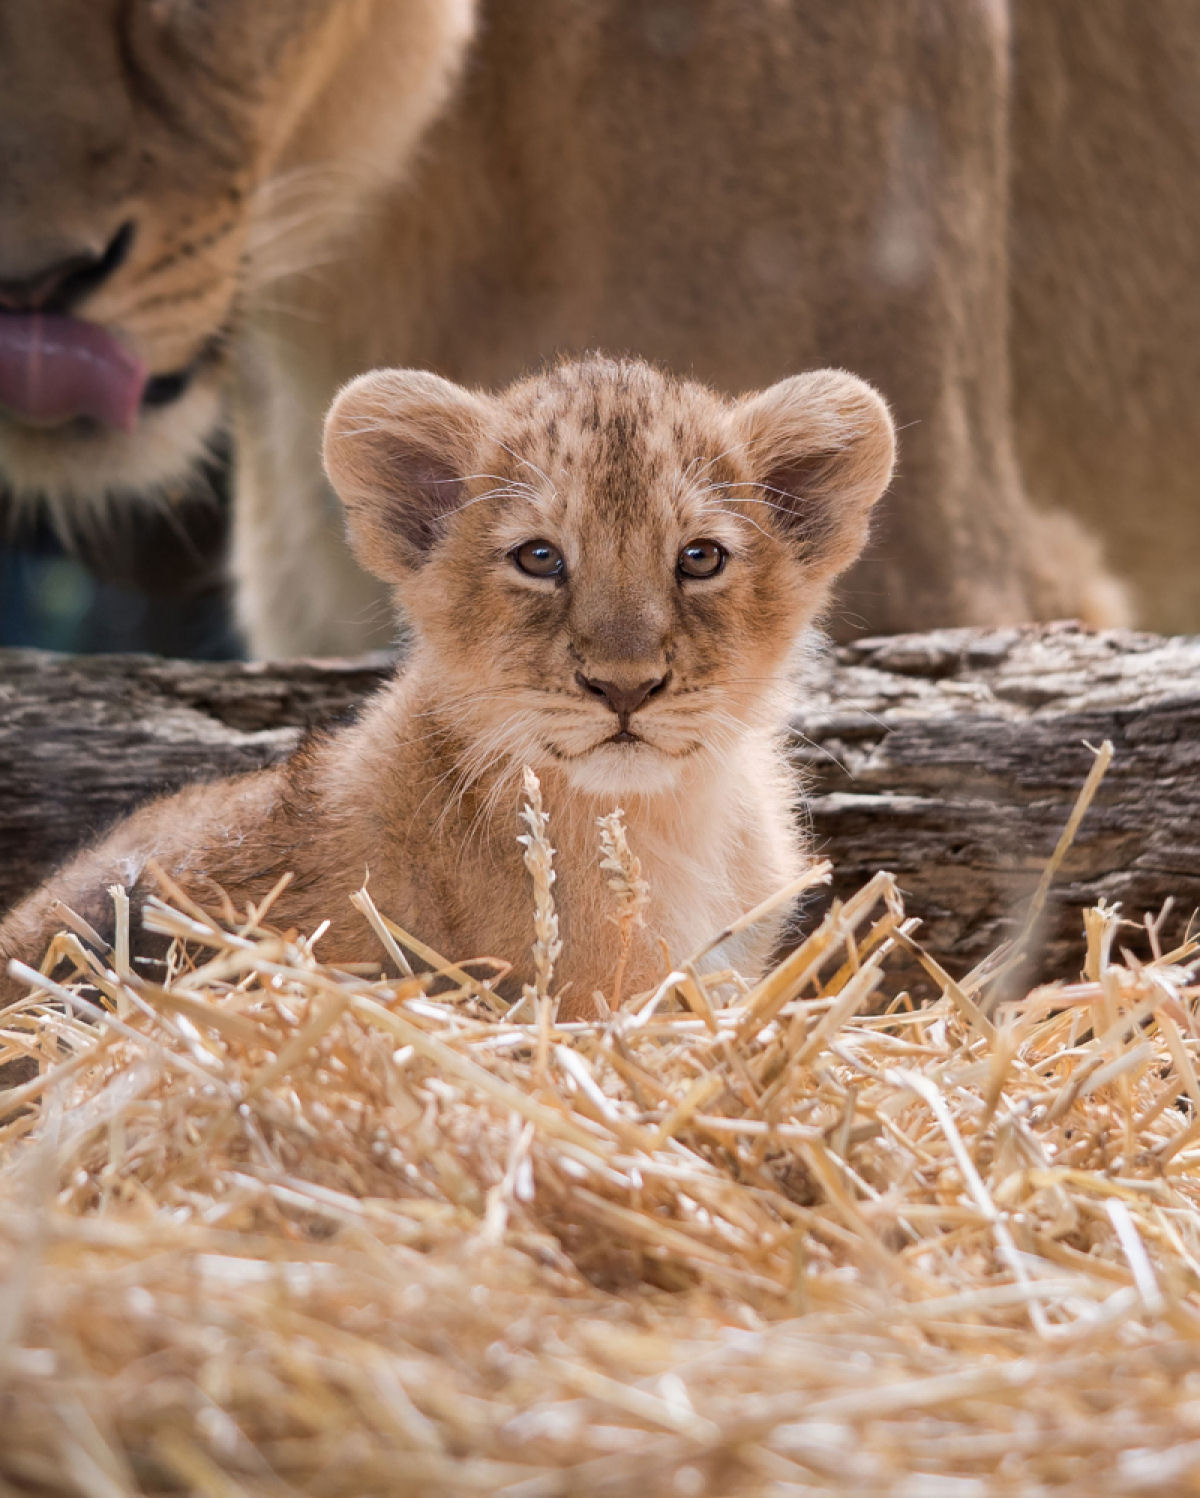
[545,732,653,763]
[553,733,703,761]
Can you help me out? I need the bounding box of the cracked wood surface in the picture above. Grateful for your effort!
[2,625,1198,982]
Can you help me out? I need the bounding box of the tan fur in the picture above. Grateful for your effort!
[1011,1,1200,633]
[0,357,895,1013]
[8,2,1196,646]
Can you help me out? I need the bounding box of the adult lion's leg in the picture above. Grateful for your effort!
[230,361,394,659]
[823,0,1125,636]
[1012,0,1200,634]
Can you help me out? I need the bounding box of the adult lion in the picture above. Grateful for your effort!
[0,1,1194,655]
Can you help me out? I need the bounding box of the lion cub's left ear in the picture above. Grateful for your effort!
[732,370,896,576]
[323,368,495,582]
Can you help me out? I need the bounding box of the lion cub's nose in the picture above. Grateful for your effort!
[575,672,669,718]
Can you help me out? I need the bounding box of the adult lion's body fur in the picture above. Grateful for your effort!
[0,0,1194,650]
[1011,1,1200,635]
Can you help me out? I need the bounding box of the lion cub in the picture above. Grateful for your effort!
[1,357,894,1012]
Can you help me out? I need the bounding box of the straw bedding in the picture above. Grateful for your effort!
[4,750,1200,1496]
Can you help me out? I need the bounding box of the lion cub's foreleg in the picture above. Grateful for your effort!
[0,768,287,1002]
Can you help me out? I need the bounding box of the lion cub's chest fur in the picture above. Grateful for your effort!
[329,706,799,1012]
[540,737,801,1003]
[340,714,800,1011]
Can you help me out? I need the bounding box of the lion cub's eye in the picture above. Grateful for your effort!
[677,539,728,579]
[512,539,566,579]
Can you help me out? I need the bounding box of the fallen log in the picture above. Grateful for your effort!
[2,625,1198,982]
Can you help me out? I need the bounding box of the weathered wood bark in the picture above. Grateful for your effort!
[2,625,1198,982]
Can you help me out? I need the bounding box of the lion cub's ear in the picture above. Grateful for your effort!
[323,368,495,581]
[732,370,896,577]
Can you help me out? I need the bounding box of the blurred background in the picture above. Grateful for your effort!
[0,484,237,657]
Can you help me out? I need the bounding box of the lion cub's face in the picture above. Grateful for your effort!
[325,357,894,796]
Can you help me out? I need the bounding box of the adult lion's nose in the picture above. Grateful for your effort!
[575,671,670,718]
[0,221,135,314]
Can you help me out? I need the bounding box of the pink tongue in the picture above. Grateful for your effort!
[0,313,147,432]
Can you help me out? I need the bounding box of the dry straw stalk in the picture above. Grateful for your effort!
[4,741,1200,1494]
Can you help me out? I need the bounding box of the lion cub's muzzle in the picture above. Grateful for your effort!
[575,669,671,740]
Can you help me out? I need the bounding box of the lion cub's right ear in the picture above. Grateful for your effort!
[732,370,896,579]
[323,369,495,581]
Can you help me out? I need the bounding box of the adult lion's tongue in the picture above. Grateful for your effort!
[0,314,147,433]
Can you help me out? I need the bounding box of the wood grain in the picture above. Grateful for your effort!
[3,625,1197,982]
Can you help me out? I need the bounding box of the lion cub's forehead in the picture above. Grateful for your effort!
[494,360,737,526]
